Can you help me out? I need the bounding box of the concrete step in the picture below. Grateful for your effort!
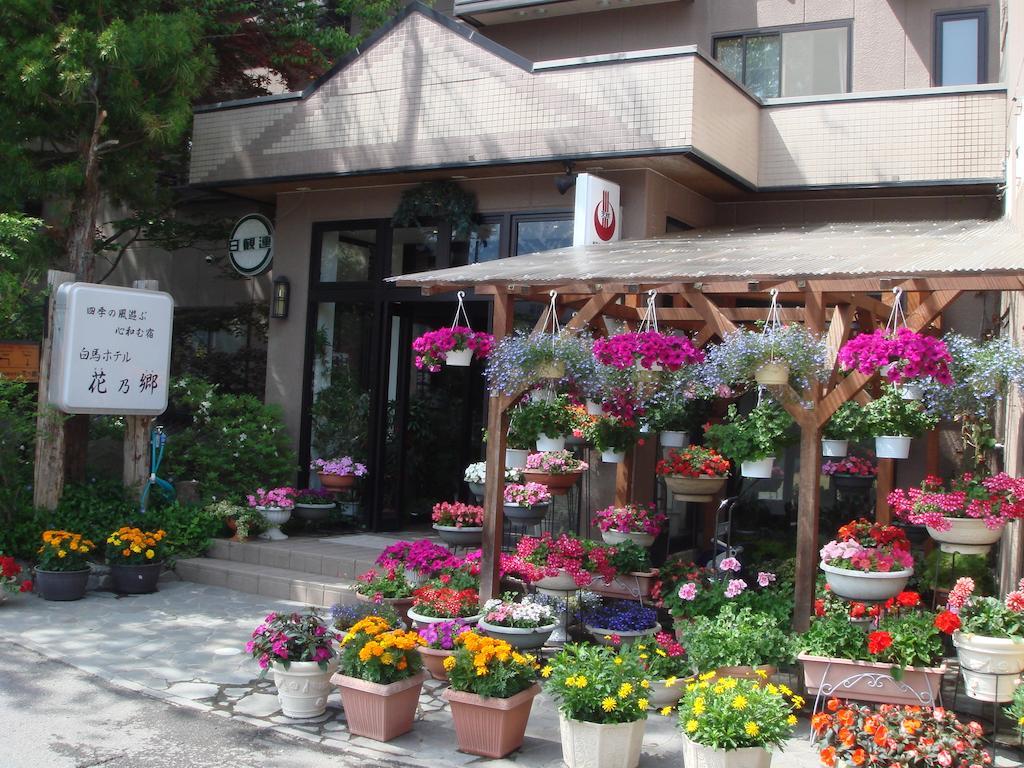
[204,537,382,581]
[174,557,358,608]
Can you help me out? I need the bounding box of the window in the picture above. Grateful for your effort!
[936,11,987,86]
[319,228,375,282]
[713,24,849,99]
[513,216,573,256]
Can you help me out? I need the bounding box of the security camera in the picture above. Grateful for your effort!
[205,254,214,264]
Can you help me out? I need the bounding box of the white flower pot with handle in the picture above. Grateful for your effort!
[754,362,789,386]
[602,450,625,464]
[875,436,911,459]
[257,506,291,541]
[505,448,529,469]
[271,659,338,718]
[819,562,912,602]
[445,348,473,367]
[600,530,656,548]
[953,631,1024,702]
[586,399,604,416]
[647,678,685,709]
[925,517,1005,555]
[536,433,566,452]
[821,439,849,458]
[660,430,688,448]
[680,734,772,768]
[407,607,484,627]
[741,457,775,479]
[558,714,645,768]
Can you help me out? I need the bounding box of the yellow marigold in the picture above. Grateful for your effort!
[744,721,760,737]
[655,649,667,657]
[732,695,748,710]
[618,682,633,699]
[692,697,705,715]
[42,532,54,543]
[686,719,699,733]
[130,545,142,554]
[145,549,155,559]
[601,697,617,712]
[57,550,66,558]
[443,656,457,671]
[69,542,79,551]
[766,684,778,695]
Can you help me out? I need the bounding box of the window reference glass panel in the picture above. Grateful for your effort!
[713,37,744,82]
[391,226,440,275]
[319,229,374,282]
[939,16,982,86]
[781,27,849,97]
[450,221,502,267]
[743,35,781,99]
[514,219,573,257]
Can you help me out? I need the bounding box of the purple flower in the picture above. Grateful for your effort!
[757,572,776,588]
[724,579,747,598]
[718,556,741,572]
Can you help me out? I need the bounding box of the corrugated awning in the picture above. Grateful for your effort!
[391,219,1024,289]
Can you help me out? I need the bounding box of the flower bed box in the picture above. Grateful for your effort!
[588,570,658,602]
[798,652,946,707]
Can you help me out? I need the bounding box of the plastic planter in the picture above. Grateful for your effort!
[798,653,945,706]
[331,672,425,741]
[505,449,529,469]
[659,430,688,448]
[740,457,775,479]
[821,439,848,457]
[445,684,540,758]
[33,568,90,601]
[925,517,1005,555]
[109,562,163,594]
[445,348,473,366]
[663,475,727,502]
[558,714,645,768]
[953,631,1024,702]
[874,436,911,459]
[754,362,789,386]
[503,503,548,525]
[477,619,557,649]
[293,502,335,522]
[585,622,660,646]
[819,562,912,602]
[432,524,484,547]
[536,433,566,452]
[600,530,656,548]
[601,450,625,464]
[406,607,483,627]
[680,734,771,768]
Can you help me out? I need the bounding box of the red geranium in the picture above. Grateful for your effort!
[934,610,961,635]
[656,446,730,478]
[866,630,893,656]
[895,591,920,608]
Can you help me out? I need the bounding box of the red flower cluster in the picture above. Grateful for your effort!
[866,630,893,655]
[411,585,480,619]
[655,446,730,478]
[934,610,961,635]
[0,555,31,593]
[836,518,910,552]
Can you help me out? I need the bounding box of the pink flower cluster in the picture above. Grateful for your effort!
[431,501,484,528]
[525,450,589,474]
[946,576,976,614]
[837,327,953,385]
[594,503,666,536]
[819,538,914,572]
[888,473,1024,531]
[412,326,495,372]
[718,556,741,572]
[503,482,552,507]
[724,578,747,597]
[593,331,704,371]
[822,455,877,477]
[376,539,468,575]
[311,456,368,477]
[247,486,297,510]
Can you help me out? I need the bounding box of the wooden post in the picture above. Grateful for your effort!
[122,279,159,493]
[875,459,894,524]
[32,270,76,510]
[794,418,822,632]
[614,450,633,507]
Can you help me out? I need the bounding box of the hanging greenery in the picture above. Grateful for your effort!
[393,181,477,238]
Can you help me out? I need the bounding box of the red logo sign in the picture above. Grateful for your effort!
[593,190,616,241]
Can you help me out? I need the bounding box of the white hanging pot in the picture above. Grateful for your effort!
[445,348,473,367]
[534,388,557,404]
[875,435,911,459]
[505,448,529,469]
[926,517,1006,555]
[602,450,625,464]
[819,562,912,602]
[741,457,775,478]
[585,399,604,416]
[755,362,789,386]
[536,433,566,452]
[660,430,688,448]
[900,382,924,400]
[821,439,849,458]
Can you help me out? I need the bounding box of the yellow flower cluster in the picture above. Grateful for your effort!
[564,675,589,688]
[354,628,423,669]
[107,527,165,560]
[40,530,94,558]
[342,616,391,644]
[455,632,536,677]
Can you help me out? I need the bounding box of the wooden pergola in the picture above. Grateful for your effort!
[393,220,1024,629]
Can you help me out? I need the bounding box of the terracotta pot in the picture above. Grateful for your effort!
[445,684,540,758]
[109,562,162,594]
[558,714,645,768]
[713,665,777,685]
[417,646,454,681]
[354,590,413,619]
[819,562,912,602]
[821,438,849,457]
[663,475,727,502]
[318,472,356,490]
[331,672,425,741]
[588,570,658,601]
[33,568,90,601]
[798,653,945,706]
[600,529,656,548]
[680,733,772,768]
[926,517,1005,555]
[432,524,484,547]
[521,470,581,495]
[953,631,1024,702]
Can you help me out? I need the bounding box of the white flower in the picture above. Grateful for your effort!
[238,433,247,442]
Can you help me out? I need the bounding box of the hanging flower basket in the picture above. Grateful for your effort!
[821,439,848,457]
[664,475,727,501]
[741,457,775,479]
[660,430,688,448]
[754,362,789,385]
[874,436,911,459]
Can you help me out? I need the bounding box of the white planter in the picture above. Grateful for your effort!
[740,457,775,479]
[600,530,656,548]
[660,430,688,448]
[585,622,661,646]
[558,714,645,768]
[405,568,427,587]
[532,568,580,593]
[432,524,483,547]
[445,348,473,366]
[293,502,335,522]
[925,517,1005,555]
[680,733,772,768]
[505,448,529,469]
[503,503,548,526]
[647,678,685,709]
[271,659,338,718]
[819,562,912,602]
[754,362,789,386]
[821,439,849,458]
[874,435,911,459]
[257,506,291,541]
[900,382,924,400]
[536,433,566,452]
[953,631,1024,702]
[602,450,625,464]
[477,618,557,649]
[466,481,485,499]
[586,399,604,416]
[407,607,484,627]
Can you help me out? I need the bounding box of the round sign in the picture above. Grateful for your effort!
[228,214,274,276]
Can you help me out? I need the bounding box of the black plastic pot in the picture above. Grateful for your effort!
[34,568,90,601]
[109,562,163,594]
[832,473,875,491]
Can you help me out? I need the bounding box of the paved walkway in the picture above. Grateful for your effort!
[1,578,1018,767]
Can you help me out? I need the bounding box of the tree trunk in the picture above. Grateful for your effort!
[65,108,107,281]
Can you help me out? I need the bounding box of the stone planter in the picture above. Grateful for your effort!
[754,362,789,386]
[601,450,625,464]
[445,684,540,758]
[406,607,483,627]
[647,678,685,709]
[600,530,656,548]
[503,502,548,525]
[558,714,645,768]
[33,568,90,601]
[589,570,658,601]
[293,502,335,522]
[522,470,581,495]
[821,439,849,457]
[660,430,688,448]
[874,435,911,459]
[257,505,292,541]
[926,517,1005,555]
[318,472,356,490]
[680,733,772,768]
[417,646,455,681]
[331,672,425,741]
[831,473,875,491]
[109,562,163,594]
[354,590,413,619]
[432,524,484,547]
[466,481,485,500]
[819,562,912,602]
[477,618,557,649]
[953,631,1024,702]
[532,569,581,593]
[446,348,473,366]
[663,475,727,502]
[505,448,529,469]
[586,622,660,646]
[536,433,566,452]
[271,659,338,718]
[740,457,775,479]
[798,653,945,706]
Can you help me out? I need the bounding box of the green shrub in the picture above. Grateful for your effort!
[0,377,37,533]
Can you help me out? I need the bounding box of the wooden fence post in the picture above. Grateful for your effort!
[122,279,159,494]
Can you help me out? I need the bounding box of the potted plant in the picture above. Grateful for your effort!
[330,601,401,632]
[821,455,877,491]
[656,445,731,501]
[105,527,167,594]
[502,482,552,526]
[311,456,367,491]
[33,530,94,601]
[595,504,666,548]
[505,409,538,468]
[838,327,954,397]
[376,539,457,585]
[819,519,914,601]
[633,632,690,710]
[946,575,1024,702]
[580,596,660,645]
[889,472,1024,555]
[704,400,794,479]
[486,329,594,394]
[702,325,825,391]
[416,618,470,681]
[246,609,337,718]
[246,486,297,541]
[353,567,416,616]
[332,615,426,741]
[588,541,658,602]
[812,701,989,768]
[412,326,494,371]
[821,401,868,457]
[477,593,559,649]
[863,385,937,459]
[407,578,483,626]
[430,501,484,546]
[206,499,266,541]
[1006,683,1024,741]
[678,672,800,768]
[443,630,542,758]
[647,396,695,447]
[522,449,588,494]
[515,395,574,452]
[585,416,640,463]
[292,487,336,522]
[798,591,950,706]
[0,555,31,602]
[543,643,649,768]
[593,330,704,372]
[681,604,794,679]
[500,532,616,591]
[464,462,522,500]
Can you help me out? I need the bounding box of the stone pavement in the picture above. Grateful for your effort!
[0,578,1018,767]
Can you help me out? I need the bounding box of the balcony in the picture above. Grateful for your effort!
[452,0,679,26]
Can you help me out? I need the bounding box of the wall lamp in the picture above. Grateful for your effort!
[555,162,577,195]
[271,276,290,319]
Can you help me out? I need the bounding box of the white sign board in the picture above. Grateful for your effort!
[573,173,622,247]
[49,283,174,415]
[228,214,274,276]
